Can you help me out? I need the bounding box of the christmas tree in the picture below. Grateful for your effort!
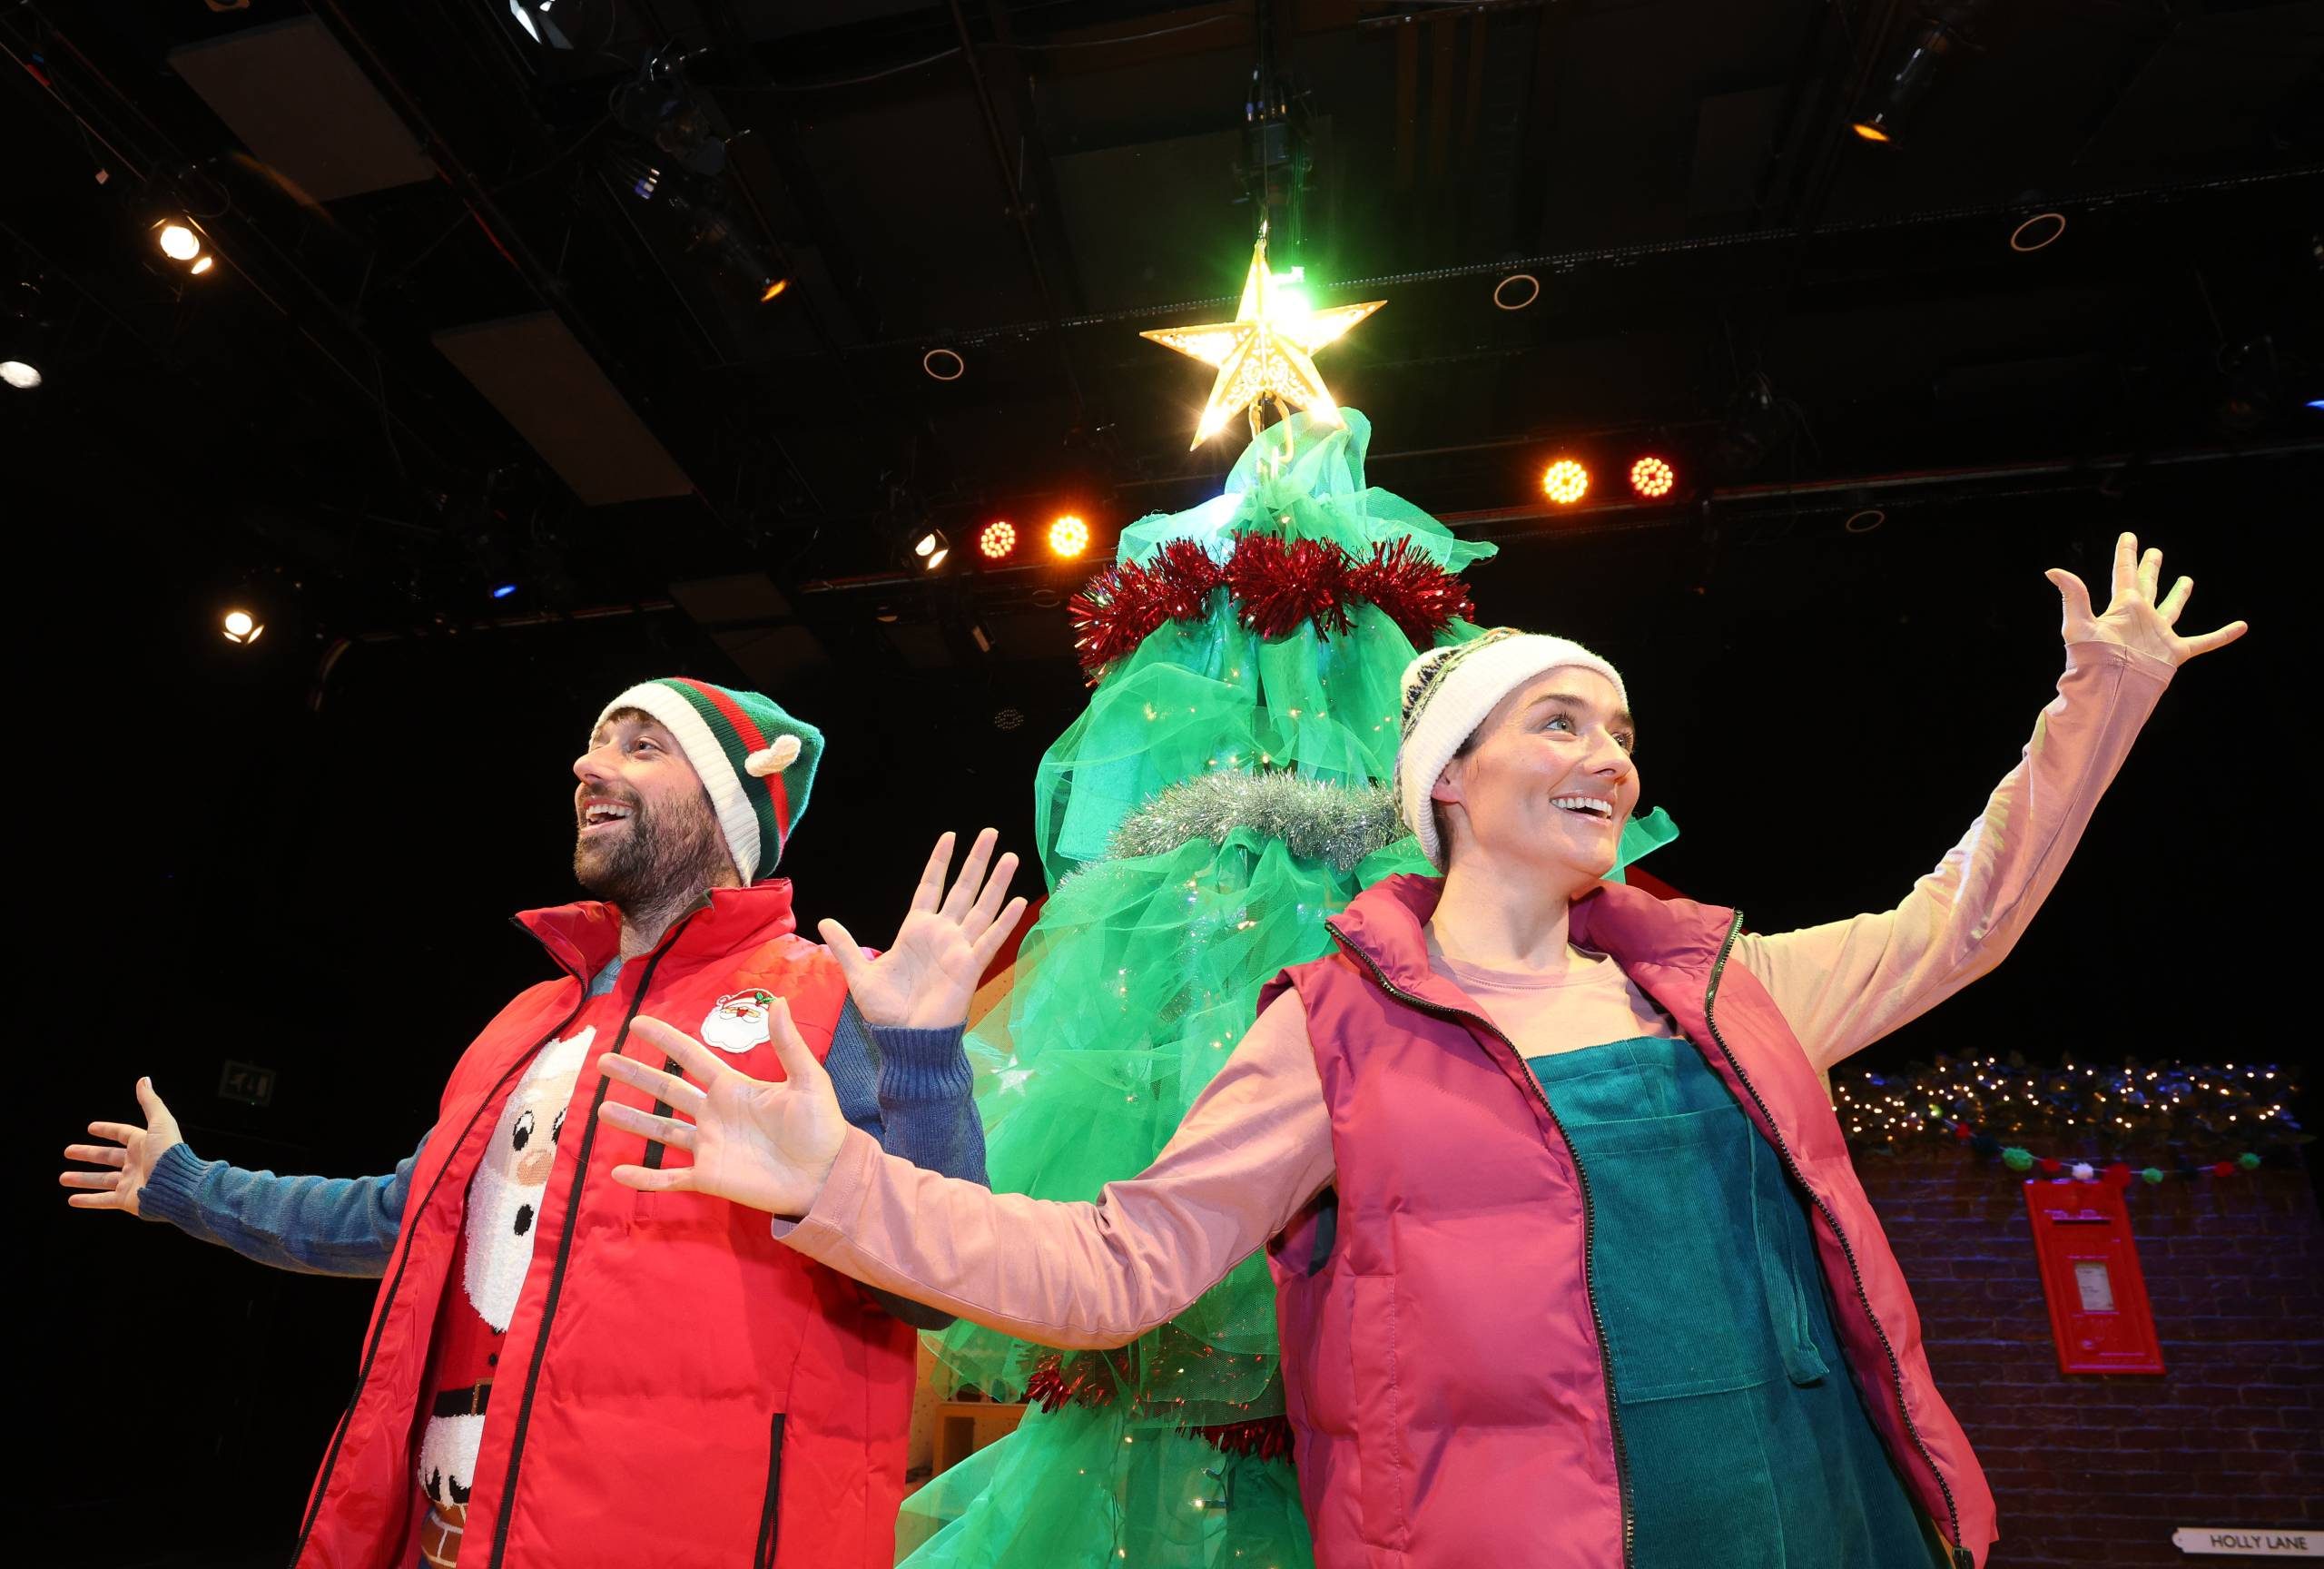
[898,235,1674,1568]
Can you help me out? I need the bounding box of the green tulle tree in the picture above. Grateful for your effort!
[897,410,1674,1569]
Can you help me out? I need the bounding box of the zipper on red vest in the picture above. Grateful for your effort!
[291,967,592,1567]
[753,1412,785,1569]
[485,908,699,1569]
[1699,910,1968,1565]
[1327,927,1636,1569]
[611,895,710,1171]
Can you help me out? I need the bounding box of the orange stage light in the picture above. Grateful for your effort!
[1541,459,1590,505]
[1629,456,1676,498]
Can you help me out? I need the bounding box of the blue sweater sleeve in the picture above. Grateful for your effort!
[136,1131,427,1279]
[825,999,989,1185]
[823,998,988,1327]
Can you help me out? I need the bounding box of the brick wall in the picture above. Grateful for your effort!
[1858,1146,2324,1567]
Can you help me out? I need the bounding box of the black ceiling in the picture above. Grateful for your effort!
[5,0,2319,681]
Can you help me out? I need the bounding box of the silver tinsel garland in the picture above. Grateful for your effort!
[1104,771,1411,873]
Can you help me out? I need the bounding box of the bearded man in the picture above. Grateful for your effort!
[62,678,1020,1569]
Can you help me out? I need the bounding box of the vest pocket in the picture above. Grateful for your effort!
[753,1412,785,1569]
[1265,1186,1337,1276]
[1348,1275,1410,1552]
[629,1185,727,1226]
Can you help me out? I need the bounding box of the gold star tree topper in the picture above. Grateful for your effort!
[1140,223,1384,449]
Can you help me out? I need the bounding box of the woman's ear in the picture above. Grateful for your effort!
[1429,755,1465,807]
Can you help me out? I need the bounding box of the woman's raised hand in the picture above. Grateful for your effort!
[2045,531,2247,667]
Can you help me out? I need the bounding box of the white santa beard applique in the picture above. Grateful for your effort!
[463,1028,594,1333]
[419,1412,486,1513]
[701,990,776,1053]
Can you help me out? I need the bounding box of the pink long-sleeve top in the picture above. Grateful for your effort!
[779,641,2175,1350]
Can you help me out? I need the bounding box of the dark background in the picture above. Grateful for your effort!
[8,0,2319,1562]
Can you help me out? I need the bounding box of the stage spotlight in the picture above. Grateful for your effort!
[153,218,217,276]
[508,0,584,50]
[658,188,787,306]
[491,582,520,600]
[1850,0,1992,147]
[1629,456,1677,499]
[3,281,49,389]
[979,520,1017,560]
[615,54,729,177]
[222,608,264,645]
[1541,459,1590,505]
[1048,515,1090,558]
[913,528,950,571]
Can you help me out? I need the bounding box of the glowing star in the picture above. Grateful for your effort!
[1140,224,1384,449]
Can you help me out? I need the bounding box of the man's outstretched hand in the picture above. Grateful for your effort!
[2046,531,2247,668]
[598,1009,846,1218]
[60,1078,182,1216]
[816,828,1029,1031]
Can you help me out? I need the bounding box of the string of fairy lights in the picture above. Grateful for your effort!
[1832,1054,2306,1181]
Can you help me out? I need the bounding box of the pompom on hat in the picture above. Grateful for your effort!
[595,678,822,884]
[1394,628,1629,869]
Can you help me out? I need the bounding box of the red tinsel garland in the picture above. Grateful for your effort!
[1227,535,1352,641]
[1068,561,1167,674]
[1068,532,1473,679]
[1019,1350,1296,1462]
[1149,538,1226,617]
[1347,537,1477,648]
[1186,1416,1295,1462]
[1022,1350,1127,1412]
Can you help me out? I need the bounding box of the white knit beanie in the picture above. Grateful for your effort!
[1394,628,1630,869]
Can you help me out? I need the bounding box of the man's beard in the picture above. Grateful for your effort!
[573,787,730,911]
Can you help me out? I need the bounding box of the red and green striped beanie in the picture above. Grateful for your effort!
[595,677,822,884]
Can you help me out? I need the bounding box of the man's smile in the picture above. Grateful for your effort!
[579,795,635,837]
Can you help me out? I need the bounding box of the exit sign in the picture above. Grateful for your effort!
[218,1061,277,1106]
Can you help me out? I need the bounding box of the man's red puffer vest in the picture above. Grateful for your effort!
[1260,874,1995,1569]
[290,882,916,1569]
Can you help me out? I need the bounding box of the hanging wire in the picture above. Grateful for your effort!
[714,12,1243,94]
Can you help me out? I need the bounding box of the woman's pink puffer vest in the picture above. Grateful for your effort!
[1258,873,1994,1569]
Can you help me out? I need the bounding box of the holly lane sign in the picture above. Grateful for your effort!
[2171,1528,2321,1557]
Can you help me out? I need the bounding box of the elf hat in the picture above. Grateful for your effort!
[595,678,822,884]
[1393,628,1629,870]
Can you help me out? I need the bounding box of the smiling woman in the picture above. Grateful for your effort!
[1400,632,1640,883]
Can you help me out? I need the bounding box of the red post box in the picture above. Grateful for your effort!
[2023,1178,2164,1376]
